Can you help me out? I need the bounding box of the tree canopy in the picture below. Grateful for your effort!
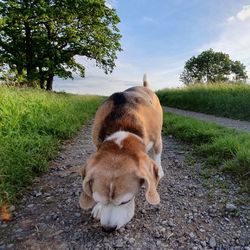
[180,49,248,85]
[0,0,122,90]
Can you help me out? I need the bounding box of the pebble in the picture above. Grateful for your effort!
[161,220,168,225]
[209,237,216,248]
[9,206,15,212]
[236,247,243,250]
[225,203,237,212]
[189,232,195,239]
[128,238,135,244]
[15,228,23,234]
[154,231,161,238]
[35,192,42,197]
[200,241,206,247]
[156,240,162,246]
[114,241,124,248]
[118,227,125,233]
[168,220,175,227]
[7,244,14,249]
[36,223,47,231]
[48,213,58,220]
[74,212,81,218]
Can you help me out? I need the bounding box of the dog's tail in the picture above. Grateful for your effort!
[143,73,149,87]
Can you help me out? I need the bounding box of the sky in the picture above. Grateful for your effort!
[54,0,250,95]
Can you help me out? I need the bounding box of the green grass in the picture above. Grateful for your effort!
[163,112,250,192]
[0,86,103,206]
[157,83,250,121]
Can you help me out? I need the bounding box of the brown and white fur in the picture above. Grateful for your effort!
[79,74,163,232]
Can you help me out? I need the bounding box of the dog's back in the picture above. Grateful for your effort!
[92,75,162,148]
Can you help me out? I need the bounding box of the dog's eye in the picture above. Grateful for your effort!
[119,199,131,206]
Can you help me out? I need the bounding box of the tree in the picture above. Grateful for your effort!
[0,0,122,90]
[180,49,248,85]
[231,60,247,81]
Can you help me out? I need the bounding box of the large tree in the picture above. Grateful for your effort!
[0,0,122,90]
[180,49,248,85]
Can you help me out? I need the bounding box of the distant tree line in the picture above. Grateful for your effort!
[180,49,248,85]
[0,0,122,90]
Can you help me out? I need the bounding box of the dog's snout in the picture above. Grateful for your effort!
[102,225,117,233]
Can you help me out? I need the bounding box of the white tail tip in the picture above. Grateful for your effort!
[143,73,148,87]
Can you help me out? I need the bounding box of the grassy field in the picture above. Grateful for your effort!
[0,86,103,207]
[163,112,250,193]
[157,83,250,121]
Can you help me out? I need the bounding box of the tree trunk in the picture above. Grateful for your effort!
[46,73,54,91]
[25,23,32,83]
[40,79,45,89]
[24,0,36,86]
[45,22,54,91]
[39,67,45,89]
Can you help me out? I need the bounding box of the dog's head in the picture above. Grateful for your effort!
[79,135,160,232]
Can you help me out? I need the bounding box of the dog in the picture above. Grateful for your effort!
[79,74,163,232]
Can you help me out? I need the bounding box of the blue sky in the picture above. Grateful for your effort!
[54,0,250,95]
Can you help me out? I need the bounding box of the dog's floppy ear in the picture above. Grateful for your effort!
[79,164,95,210]
[136,156,160,205]
[79,190,95,210]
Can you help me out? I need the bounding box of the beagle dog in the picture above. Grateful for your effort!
[79,75,163,232]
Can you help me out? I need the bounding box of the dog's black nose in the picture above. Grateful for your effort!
[102,225,117,233]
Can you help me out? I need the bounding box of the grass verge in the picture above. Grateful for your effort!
[0,86,103,207]
[163,112,250,193]
[157,83,250,121]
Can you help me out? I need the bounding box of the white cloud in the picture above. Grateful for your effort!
[141,16,158,24]
[227,16,235,23]
[228,5,250,22]
[54,53,188,95]
[105,0,118,9]
[201,6,250,79]
[237,5,250,21]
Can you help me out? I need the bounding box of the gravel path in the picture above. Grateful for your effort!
[0,122,249,250]
[165,107,250,133]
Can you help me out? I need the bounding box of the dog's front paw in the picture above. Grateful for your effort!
[158,166,164,179]
[91,203,102,220]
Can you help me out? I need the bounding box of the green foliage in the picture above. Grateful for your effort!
[0,0,122,90]
[180,49,248,85]
[163,112,250,192]
[157,83,250,121]
[0,86,103,205]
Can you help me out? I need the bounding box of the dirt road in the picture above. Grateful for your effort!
[165,107,250,133]
[0,122,249,250]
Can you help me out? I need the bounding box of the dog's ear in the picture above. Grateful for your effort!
[136,156,160,205]
[79,191,95,210]
[80,164,87,179]
[79,164,95,210]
